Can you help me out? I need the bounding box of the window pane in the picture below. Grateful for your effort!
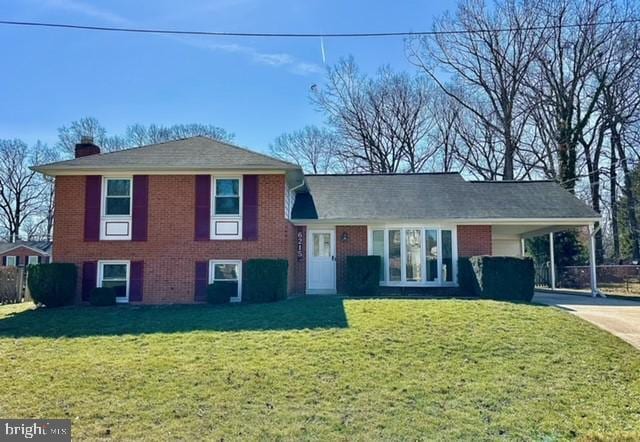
[405,229,422,281]
[107,179,130,196]
[388,230,401,282]
[214,264,238,281]
[442,230,453,282]
[106,197,131,215]
[102,280,127,298]
[215,197,240,215]
[6,257,16,267]
[426,230,438,281]
[103,264,127,280]
[372,230,385,281]
[313,233,331,257]
[216,179,239,196]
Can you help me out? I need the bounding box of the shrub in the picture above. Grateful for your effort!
[346,256,381,296]
[27,263,77,307]
[458,257,480,296]
[460,256,534,302]
[90,287,116,306]
[243,259,288,303]
[206,281,236,304]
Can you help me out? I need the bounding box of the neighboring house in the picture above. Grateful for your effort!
[0,241,51,267]
[33,136,599,304]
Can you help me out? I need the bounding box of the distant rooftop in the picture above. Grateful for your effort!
[0,240,51,255]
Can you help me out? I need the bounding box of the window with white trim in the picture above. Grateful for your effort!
[369,226,457,286]
[27,256,39,266]
[214,178,240,215]
[5,256,16,267]
[211,177,243,240]
[209,260,242,302]
[98,260,130,303]
[105,178,132,215]
[101,177,133,240]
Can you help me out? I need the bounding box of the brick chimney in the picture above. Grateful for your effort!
[74,136,101,158]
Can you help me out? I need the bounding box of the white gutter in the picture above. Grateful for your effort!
[291,217,601,226]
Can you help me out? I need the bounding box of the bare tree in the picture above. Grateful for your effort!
[427,91,461,172]
[0,140,50,241]
[270,126,339,174]
[409,0,547,179]
[312,58,434,173]
[57,118,234,156]
[526,0,630,192]
[124,123,234,147]
[56,117,126,154]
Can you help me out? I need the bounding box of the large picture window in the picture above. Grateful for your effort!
[369,227,457,286]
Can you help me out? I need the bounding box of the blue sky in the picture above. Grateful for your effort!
[1,0,456,152]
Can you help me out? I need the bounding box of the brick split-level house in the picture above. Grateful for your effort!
[33,136,600,304]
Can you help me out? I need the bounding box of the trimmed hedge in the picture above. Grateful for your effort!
[243,259,288,303]
[346,256,380,296]
[207,281,236,304]
[459,256,535,302]
[90,287,116,306]
[27,263,77,307]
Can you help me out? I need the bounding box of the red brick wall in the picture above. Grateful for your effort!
[457,225,492,257]
[53,174,294,304]
[0,246,48,266]
[335,226,368,293]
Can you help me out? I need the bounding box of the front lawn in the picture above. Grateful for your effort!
[0,297,639,440]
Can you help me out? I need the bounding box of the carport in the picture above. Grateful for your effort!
[491,221,601,296]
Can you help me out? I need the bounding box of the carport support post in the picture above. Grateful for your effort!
[549,232,556,290]
[589,224,599,297]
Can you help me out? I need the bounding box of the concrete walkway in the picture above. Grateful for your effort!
[533,292,640,349]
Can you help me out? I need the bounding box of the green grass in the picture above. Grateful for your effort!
[0,297,639,441]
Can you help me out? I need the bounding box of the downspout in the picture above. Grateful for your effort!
[288,178,305,219]
[589,223,603,298]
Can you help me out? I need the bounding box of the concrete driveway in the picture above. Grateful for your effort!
[533,292,640,349]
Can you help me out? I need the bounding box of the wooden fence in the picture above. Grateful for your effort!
[0,267,26,304]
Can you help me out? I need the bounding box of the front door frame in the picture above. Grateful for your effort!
[306,228,337,294]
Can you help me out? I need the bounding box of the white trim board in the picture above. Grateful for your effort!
[294,218,600,226]
[35,169,290,177]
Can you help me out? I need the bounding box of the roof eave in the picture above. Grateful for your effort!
[32,165,301,176]
[291,216,601,225]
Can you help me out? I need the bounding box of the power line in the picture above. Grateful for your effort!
[0,18,639,39]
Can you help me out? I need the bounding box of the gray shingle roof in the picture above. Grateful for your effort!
[33,136,300,175]
[0,241,51,255]
[291,173,599,221]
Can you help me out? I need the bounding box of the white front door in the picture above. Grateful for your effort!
[307,229,336,294]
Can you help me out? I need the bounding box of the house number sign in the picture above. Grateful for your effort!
[297,229,304,261]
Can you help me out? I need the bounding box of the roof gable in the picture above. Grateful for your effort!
[33,136,301,175]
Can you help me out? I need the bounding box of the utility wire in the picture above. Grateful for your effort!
[0,18,639,39]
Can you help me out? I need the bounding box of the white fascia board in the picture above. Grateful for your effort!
[292,217,600,226]
[33,168,289,177]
